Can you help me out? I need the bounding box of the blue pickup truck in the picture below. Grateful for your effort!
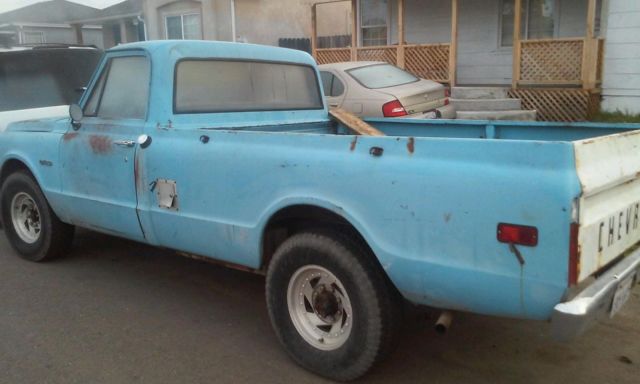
[1,41,639,380]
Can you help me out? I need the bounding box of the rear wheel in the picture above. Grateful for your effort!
[266,230,400,381]
[1,171,74,262]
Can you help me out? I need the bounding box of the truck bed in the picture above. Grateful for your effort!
[217,118,637,143]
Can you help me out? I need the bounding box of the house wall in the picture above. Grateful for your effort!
[601,0,640,114]
[387,0,591,85]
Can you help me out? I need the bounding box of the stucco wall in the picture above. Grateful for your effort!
[601,0,640,113]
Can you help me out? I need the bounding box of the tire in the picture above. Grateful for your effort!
[1,171,74,262]
[266,230,400,381]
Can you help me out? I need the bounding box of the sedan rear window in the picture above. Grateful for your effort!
[347,64,419,89]
[175,60,323,113]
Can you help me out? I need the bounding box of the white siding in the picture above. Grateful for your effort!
[601,0,640,113]
[388,0,591,85]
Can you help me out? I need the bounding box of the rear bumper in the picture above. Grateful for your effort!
[551,246,640,341]
[404,103,456,120]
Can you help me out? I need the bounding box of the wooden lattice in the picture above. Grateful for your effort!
[519,39,584,84]
[316,48,351,64]
[597,38,605,83]
[356,46,397,65]
[404,44,450,83]
[508,88,600,122]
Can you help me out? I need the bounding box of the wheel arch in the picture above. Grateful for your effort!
[259,203,399,294]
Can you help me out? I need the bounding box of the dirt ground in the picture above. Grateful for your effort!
[1,229,638,384]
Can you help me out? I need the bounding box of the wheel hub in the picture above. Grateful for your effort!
[287,265,353,351]
[10,192,42,244]
[312,284,343,323]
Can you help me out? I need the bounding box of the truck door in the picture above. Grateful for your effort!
[59,53,150,241]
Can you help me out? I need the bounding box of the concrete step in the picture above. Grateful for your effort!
[451,87,509,100]
[456,110,537,121]
[451,98,522,112]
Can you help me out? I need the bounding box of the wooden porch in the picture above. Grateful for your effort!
[311,0,605,122]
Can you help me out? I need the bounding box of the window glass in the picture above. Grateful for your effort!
[182,14,201,39]
[361,0,388,46]
[500,0,526,47]
[97,56,150,119]
[348,64,418,89]
[84,65,107,116]
[527,0,555,39]
[320,71,333,97]
[175,60,323,113]
[331,76,345,96]
[500,0,555,46]
[166,15,182,39]
[22,31,45,44]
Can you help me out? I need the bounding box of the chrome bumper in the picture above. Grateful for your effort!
[551,247,640,341]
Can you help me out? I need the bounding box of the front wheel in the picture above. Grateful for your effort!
[1,171,74,262]
[266,230,400,381]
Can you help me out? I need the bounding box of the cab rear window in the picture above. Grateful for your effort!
[347,63,419,89]
[174,60,323,113]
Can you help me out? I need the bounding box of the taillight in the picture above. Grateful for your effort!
[445,88,451,98]
[568,223,580,286]
[497,223,538,247]
[444,98,450,106]
[382,100,408,117]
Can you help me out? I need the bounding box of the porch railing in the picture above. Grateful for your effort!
[315,43,451,84]
[516,37,605,87]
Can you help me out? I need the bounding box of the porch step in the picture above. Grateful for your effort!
[450,98,522,112]
[451,87,509,100]
[456,110,537,121]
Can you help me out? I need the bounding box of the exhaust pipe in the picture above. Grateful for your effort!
[435,311,453,335]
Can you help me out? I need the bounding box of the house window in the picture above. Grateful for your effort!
[500,0,557,46]
[360,0,389,47]
[165,13,201,40]
[22,31,45,44]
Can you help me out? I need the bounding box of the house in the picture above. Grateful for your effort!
[0,0,103,48]
[141,0,317,46]
[312,0,640,120]
[68,0,145,48]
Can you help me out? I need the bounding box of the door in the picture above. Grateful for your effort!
[59,53,150,241]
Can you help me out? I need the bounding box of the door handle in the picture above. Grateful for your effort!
[114,140,135,148]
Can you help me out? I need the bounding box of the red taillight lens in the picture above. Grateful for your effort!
[497,223,538,247]
[444,98,450,106]
[568,223,580,286]
[445,88,451,98]
[382,100,408,117]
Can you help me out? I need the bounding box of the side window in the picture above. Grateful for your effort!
[320,71,333,97]
[84,65,107,116]
[331,76,345,97]
[84,55,150,120]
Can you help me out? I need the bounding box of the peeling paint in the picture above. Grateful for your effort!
[350,136,358,151]
[89,135,112,154]
[62,132,79,141]
[407,137,415,154]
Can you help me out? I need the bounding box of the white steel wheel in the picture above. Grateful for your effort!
[10,192,42,244]
[287,265,353,351]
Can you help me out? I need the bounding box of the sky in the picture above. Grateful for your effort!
[0,0,125,14]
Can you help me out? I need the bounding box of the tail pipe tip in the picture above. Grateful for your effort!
[435,311,453,335]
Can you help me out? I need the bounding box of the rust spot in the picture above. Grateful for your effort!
[89,135,112,154]
[350,136,358,151]
[407,137,415,154]
[62,132,79,141]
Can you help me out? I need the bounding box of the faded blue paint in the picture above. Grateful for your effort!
[2,41,640,321]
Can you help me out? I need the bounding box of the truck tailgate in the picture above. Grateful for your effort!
[574,129,640,282]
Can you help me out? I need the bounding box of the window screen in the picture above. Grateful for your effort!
[93,56,150,120]
[175,60,323,113]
